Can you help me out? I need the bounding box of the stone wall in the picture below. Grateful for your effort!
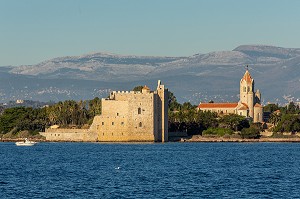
[200,107,237,114]
[40,128,97,142]
[94,91,156,142]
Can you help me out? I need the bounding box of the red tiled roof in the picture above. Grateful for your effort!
[198,102,238,109]
[238,103,249,110]
[241,103,249,108]
[241,69,253,83]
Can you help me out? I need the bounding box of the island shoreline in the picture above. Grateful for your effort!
[2,137,300,143]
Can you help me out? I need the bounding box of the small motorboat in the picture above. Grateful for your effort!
[15,138,37,146]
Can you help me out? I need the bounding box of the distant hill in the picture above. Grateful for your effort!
[1,45,300,104]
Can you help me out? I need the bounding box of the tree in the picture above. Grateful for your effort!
[195,111,218,133]
[0,107,28,133]
[0,107,47,134]
[220,114,249,131]
[182,102,196,111]
[168,91,182,111]
[264,103,280,113]
[88,97,102,116]
[240,127,261,139]
[273,114,300,133]
[132,85,144,92]
[268,111,281,126]
[202,127,234,136]
[287,102,300,114]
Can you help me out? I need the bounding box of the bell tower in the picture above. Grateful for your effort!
[240,66,254,118]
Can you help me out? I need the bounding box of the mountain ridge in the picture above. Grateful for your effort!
[1,45,300,104]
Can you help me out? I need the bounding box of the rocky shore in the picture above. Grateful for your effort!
[0,138,46,142]
[182,135,300,143]
[2,135,300,143]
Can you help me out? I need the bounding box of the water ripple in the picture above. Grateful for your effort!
[1,142,300,198]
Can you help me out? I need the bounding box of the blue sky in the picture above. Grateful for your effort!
[1,0,300,66]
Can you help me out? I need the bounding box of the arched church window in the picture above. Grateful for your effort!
[138,107,142,114]
[247,86,250,92]
[139,122,142,127]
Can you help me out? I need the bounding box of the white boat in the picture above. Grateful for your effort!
[15,138,37,146]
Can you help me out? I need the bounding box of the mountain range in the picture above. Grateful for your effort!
[1,45,300,105]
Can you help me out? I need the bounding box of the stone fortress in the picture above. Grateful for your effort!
[198,67,264,123]
[40,80,168,142]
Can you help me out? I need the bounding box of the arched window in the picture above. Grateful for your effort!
[243,87,246,92]
[247,86,250,92]
[138,107,142,114]
[139,122,142,127]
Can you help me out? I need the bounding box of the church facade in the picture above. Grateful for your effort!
[198,68,264,123]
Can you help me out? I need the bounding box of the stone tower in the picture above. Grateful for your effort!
[240,68,254,118]
[239,68,263,123]
[156,80,168,142]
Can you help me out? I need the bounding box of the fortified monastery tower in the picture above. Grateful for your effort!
[91,80,169,142]
[41,80,169,142]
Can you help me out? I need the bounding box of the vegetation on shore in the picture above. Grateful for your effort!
[0,88,299,140]
[265,102,300,133]
[0,98,101,139]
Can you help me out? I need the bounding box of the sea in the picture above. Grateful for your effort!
[1,142,300,199]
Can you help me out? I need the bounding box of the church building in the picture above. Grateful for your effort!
[198,68,264,123]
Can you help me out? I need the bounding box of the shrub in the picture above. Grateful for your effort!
[240,127,261,139]
[202,127,234,137]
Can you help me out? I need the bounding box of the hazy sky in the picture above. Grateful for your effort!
[1,0,300,66]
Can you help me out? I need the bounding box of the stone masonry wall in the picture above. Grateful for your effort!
[94,91,156,142]
[41,128,97,142]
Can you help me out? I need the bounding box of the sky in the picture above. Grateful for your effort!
[1,0,300,66]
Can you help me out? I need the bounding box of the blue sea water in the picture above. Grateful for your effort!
[1,142,300,198]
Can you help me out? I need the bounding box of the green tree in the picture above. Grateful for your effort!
[182,102,196,111]
[168,91,182,111]
[287,102,300,114]
[0,107,28,133]
[220,114,249,131]
[132,85,144,92]
[264,103,280,113]
[240,127,261,139]
[88,97,102,116]
[0,107,47,134]
[195,111,218,134]
[268,111,281,126]
[274,114,300,133]
[202,127,234,136]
